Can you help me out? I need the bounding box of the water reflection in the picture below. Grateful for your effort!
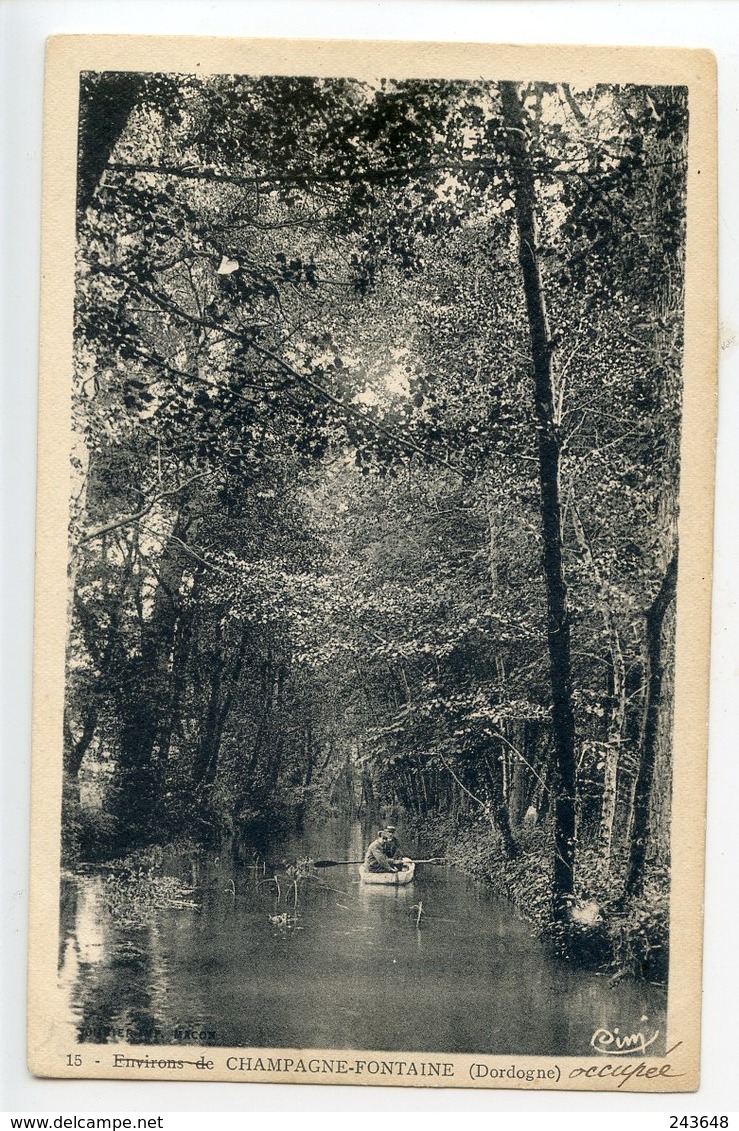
[58,815,666,1056]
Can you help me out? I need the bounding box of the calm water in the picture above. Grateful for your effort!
[59,815,666,1056]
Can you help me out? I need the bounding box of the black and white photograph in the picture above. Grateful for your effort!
[27,36,716,1091]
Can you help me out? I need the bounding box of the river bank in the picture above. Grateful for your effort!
[402,812,669,985]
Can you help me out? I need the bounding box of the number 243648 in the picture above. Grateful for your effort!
[670,1119,728,1128]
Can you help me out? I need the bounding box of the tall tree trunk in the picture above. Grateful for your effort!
[500,82,578,910]
[484,751,518,859]
[265,663,287,789]
[63,704,98,782]
[570,496,627,869]
[77,73,145,218]
[103,511,194,843]
[132,510,194,779]
[69,545,136,781]
[193,623,250,789]
[155,599,196,767]
[623,552,678,898]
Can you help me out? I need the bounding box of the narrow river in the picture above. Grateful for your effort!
[59,813,666,1057]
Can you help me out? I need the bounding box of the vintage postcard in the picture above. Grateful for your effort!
[28,36,716,1091]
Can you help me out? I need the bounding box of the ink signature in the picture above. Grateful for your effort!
[590,1022,660,1056]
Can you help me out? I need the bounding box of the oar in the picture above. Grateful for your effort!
[311,857,447,868]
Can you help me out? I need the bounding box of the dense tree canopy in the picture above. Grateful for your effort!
[64,72,686,932]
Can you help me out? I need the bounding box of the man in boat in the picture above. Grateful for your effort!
[382,824,404,863]
[363,831,403,873]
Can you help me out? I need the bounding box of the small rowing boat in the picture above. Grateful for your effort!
[358,858,416,885]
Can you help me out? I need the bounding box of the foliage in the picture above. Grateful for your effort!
[102,847,199,926]
[609,874,670,983]
[63,73,684,956]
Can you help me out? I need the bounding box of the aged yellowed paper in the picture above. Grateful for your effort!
[29,35,716,1091]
